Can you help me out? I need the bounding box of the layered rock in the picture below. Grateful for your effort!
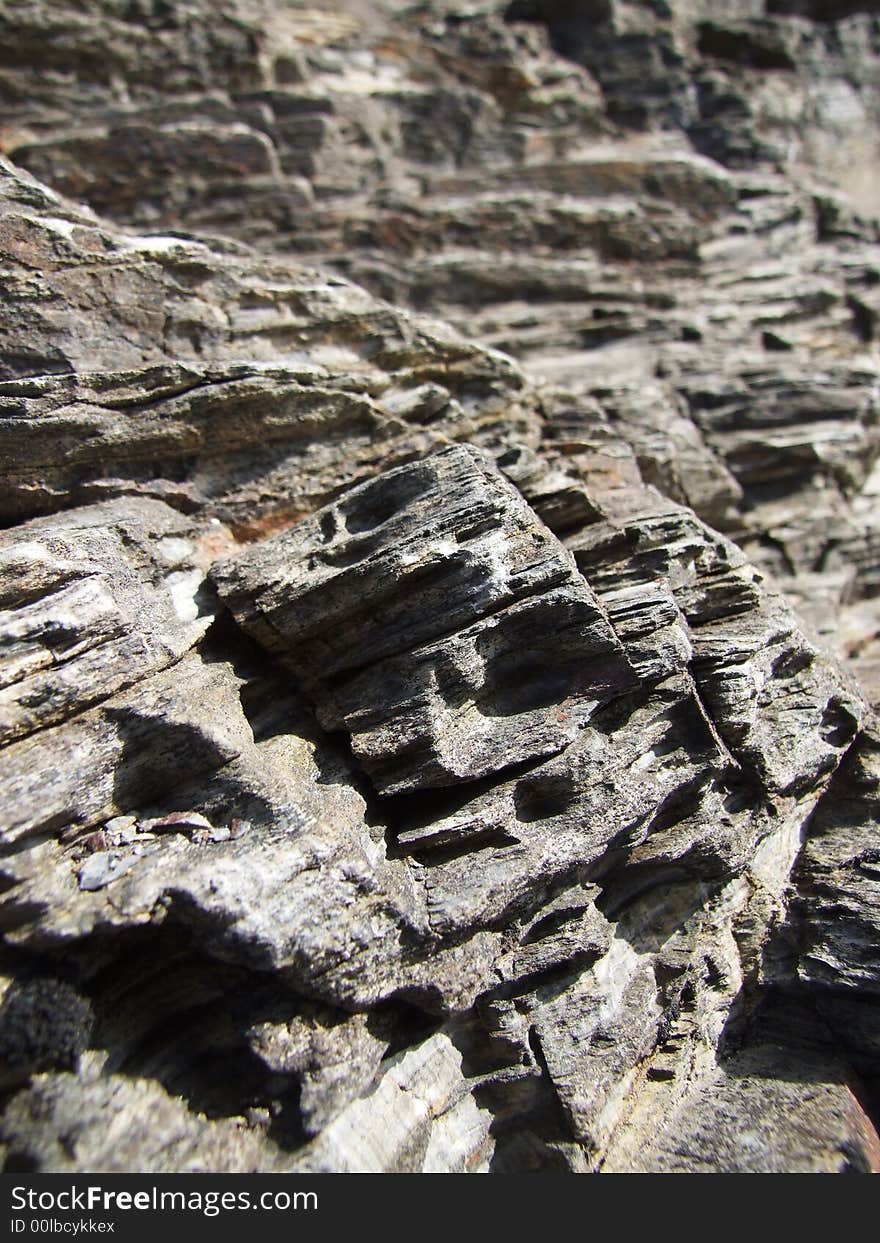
[0,0,879,1175]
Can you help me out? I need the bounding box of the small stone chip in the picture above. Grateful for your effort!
[104,816,137,833]
[78,850,140,891]
[140,810,214,833]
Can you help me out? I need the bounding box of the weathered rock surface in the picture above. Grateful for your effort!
[211,444,638,792]
[1,0,880,1175]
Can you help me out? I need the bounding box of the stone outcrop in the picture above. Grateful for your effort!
[1,0,880,1174]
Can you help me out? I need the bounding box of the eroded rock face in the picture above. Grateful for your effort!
[1,0,880,1175]
[211,445,638,792]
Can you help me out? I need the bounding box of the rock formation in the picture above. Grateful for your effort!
[0,0,879,1173]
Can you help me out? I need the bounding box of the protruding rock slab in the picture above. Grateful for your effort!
[0,497,213,745]
[789,721,880,1036]
[212,444,638,794]
[0,1071,289,1174]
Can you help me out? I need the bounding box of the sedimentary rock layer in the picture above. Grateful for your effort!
[0,0,879,1174]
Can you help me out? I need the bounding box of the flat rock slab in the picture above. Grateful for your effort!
[602,1043,880,1174]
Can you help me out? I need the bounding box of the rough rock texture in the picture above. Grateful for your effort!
[1,0,880,1174]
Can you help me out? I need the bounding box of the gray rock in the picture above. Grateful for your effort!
[602,1043,880,1173]
[0,0,879,1177]
[212,445,638,793]
[0,497,211,743]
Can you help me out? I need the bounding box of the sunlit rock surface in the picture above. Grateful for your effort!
[1,0,879,1173]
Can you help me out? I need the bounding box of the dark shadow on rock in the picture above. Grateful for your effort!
[107,707,236,812]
